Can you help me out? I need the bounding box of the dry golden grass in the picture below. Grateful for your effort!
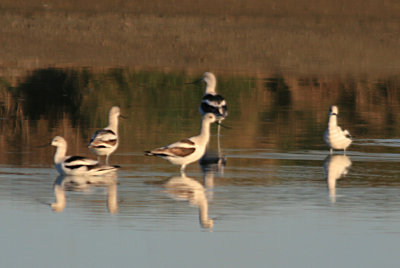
[0,0,400,76]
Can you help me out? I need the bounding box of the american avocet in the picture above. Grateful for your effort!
[52,136,119,176]
[323,105,352,154]
[199,72,228,122]
[164,173,213,229]
[88,106,122,165]
[323,154,352,203]
[145,113,219,172]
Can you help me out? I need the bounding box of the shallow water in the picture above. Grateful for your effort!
[1,69,400,267]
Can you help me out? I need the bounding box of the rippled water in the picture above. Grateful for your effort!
[1,69,400,267]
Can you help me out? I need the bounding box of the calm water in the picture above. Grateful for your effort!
[1,69,400,267]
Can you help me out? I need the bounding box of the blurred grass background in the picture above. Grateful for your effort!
[0,0,400,75]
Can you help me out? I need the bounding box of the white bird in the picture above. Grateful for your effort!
[145,113,219,172]
[199,72,228,124]
[51,136,119,176]
[88,106,122,165]
[323,154,352,203]
[164,173,213,229]
[323,105,352,154]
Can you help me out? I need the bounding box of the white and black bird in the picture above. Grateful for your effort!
[323,105,352,154]
[145,113,219,172]
[88,106,122,165]
[51,136,119,176]
[199,72,228,120]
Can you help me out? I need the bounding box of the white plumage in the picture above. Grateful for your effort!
[51,136,119,176]
[323,105,352,154]
[145,113,218,171]
[88,106,121,165]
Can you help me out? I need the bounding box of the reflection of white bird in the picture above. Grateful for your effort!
[52,136,119,176]
[51,174,118,213]
[324,105,352,154]
[164,173,213,229]
[88,106,122,165]
[323,154,352,203]
[145,113,218,172]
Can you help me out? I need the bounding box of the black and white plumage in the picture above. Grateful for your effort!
[199,72,228,119]
[145,113,218,172]
[88,106,121,165]
[323,105,352,154]
[51,136,119,176]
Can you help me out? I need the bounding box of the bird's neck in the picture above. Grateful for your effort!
[54,145,67,164]
[205,82,217,95]
[199,120,211,144]
[328,115,337,127]
[108,116,119,133]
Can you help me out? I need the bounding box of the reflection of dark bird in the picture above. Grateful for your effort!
[199,72,228,137]
[51,174,118,213]
[323,105,352,154]
[51,136,119,176]
[145,113,218,172]
[164,172,213,229]
[200,151,226,174]
[323,154,352,203]
[88,106,122,165]
[200,151,226,200]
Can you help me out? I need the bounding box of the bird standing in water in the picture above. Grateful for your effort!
[88,106,122,165]
[51,136,119,176]
[199,72,228,136]
[323,105,352,154]
[145,113,219,172]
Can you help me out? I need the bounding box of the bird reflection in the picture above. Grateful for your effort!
[199,150,226,200]
[164,172,214,229]
[323,154,352,203]
[51,173,118,214]
[199,124,226,194]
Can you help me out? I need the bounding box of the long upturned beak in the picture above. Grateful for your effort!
[184,79,202,85]
[37,142,51,148]
[216,120,231,129]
